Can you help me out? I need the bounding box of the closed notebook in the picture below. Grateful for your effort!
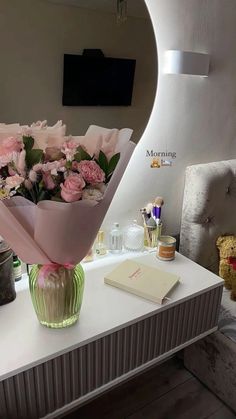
[104,259,180,304]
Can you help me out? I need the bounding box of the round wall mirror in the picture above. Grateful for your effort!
[0,0,157,143]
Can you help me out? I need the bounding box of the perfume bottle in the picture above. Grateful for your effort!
[95,230,107,257]
[124,220,144,252]
[13,254,22,282]
[109,223,123,254]
[83,247,94,263]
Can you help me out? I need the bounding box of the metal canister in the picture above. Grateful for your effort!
[156,235,176,261]
[0,240,15,306]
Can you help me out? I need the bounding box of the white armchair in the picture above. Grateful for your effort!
[180,159,236,412]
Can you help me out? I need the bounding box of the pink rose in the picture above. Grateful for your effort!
[5,174,24,189]
[77,160,105,185]
[60,173,85,202]
[43,172,56,190]
[0,137,22,156]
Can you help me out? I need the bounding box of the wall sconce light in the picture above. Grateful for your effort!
[164,50,210,77]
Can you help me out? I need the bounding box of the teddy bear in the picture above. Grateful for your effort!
[216,235,236,301]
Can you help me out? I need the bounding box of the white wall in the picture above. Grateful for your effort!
[104,0,236,236]
[0,0,156,143]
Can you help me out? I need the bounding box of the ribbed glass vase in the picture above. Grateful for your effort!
[29,264,85,328]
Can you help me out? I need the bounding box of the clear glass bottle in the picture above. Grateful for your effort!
[109,222,123,254]
[13,254,22,282]
[95,230,107,257]
[124,220,144,252]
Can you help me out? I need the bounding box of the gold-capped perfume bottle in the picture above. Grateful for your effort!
[95,230,107,257]
[82,247,94,263]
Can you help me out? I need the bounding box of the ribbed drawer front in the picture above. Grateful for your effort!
[0,286,222,419]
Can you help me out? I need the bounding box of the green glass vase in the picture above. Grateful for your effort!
[29,263,85,328]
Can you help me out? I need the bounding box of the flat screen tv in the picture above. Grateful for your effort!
[62,54,136,106]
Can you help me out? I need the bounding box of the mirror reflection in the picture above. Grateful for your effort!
[0,0,157,143]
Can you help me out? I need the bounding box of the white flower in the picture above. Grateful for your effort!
[82,187,104,201]
[16,149,26,174]
[93,183,107,193]
[29,170,37,182]
[0,151,19,169]
[51,168,58,176]
[5,174,24,189]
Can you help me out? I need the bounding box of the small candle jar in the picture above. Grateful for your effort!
[156,236,176,261]
[124,220,144,252]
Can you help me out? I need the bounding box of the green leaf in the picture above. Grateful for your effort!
[26,149,43,169]
[65,161,72,170]
[98,150,109,176]
[74,146,92,162]
[74,153,82,163]
[37,189,50,202]
[23,136,34,152]
[108,153,120,175]
[51,196,63,202]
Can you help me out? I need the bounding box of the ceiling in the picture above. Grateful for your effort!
[47,0,149,19]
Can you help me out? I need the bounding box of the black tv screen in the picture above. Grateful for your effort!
[63,54,136,106]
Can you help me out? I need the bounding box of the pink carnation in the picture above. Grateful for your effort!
[78,160,105,185]
[0,137,22,156]
[60,173,85,202]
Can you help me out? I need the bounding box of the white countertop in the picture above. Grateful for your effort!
[0,251,223,381]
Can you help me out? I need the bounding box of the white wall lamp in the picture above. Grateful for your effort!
[164,50,210,77]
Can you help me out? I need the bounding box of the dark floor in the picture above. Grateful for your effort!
[62,357,235,419]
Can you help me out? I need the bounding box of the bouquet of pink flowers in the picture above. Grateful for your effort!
[0,135,120,204]
[0,123,135,265]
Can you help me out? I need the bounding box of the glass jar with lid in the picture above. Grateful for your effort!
[124,220,144,252]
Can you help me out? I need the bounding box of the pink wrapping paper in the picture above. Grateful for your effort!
[0,140,135,264]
